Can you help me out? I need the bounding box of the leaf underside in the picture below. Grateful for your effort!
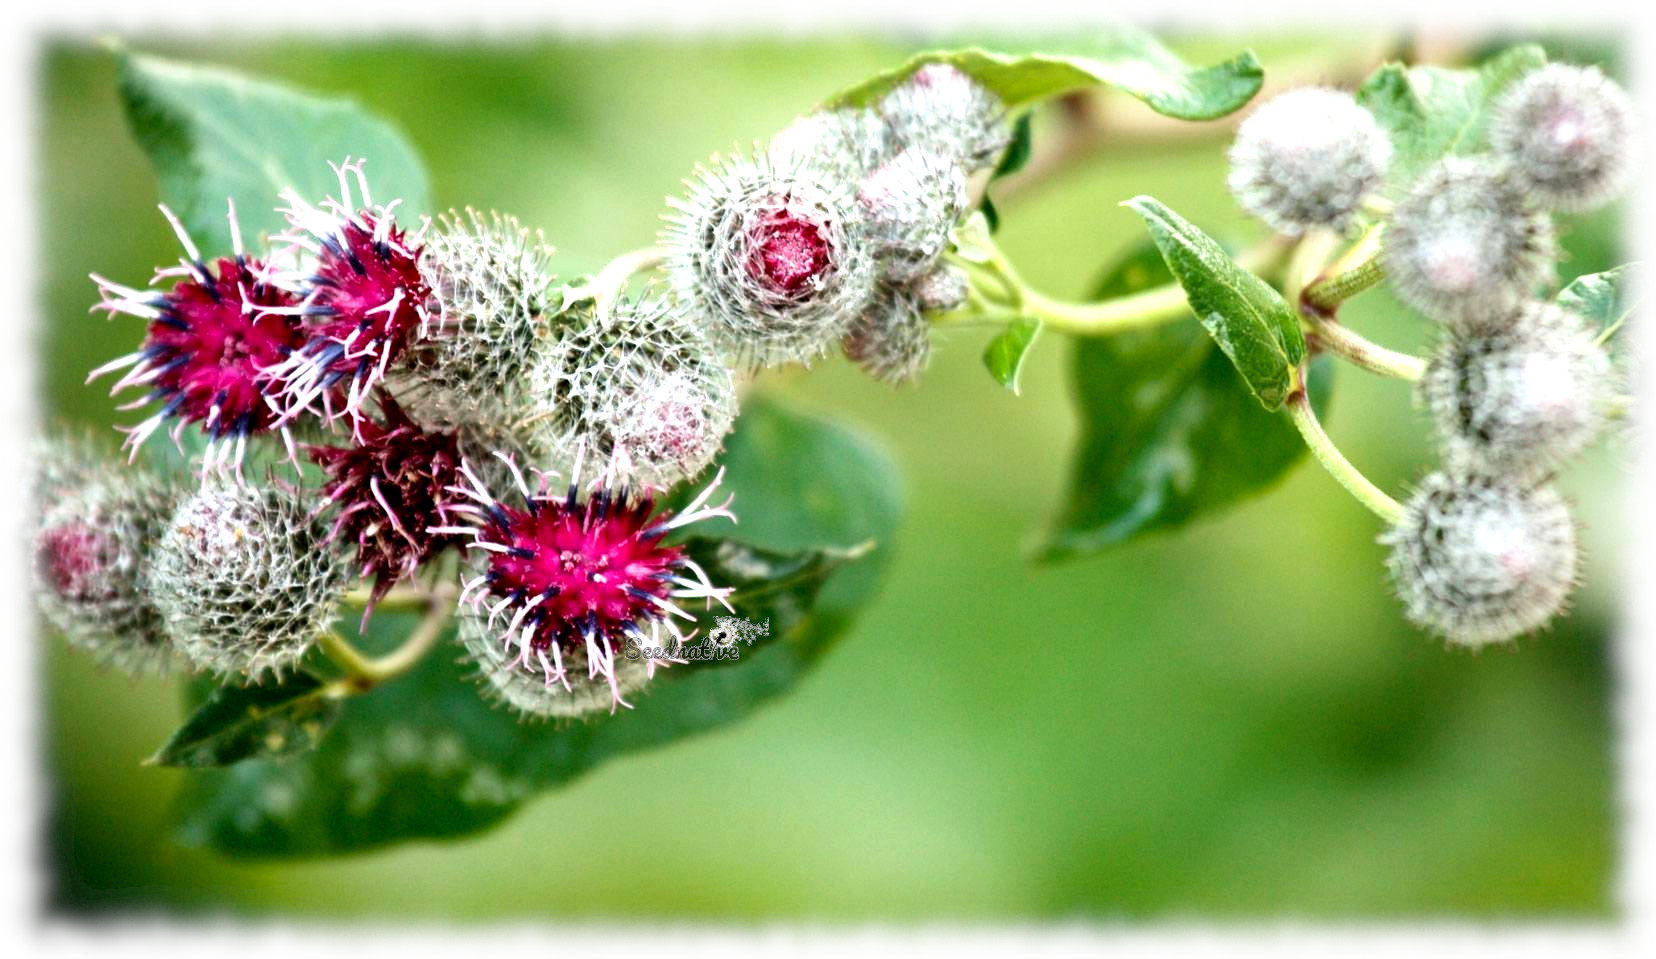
[826,29,1263,120]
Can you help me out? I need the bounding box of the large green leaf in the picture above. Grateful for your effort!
[1039,242,1333,562]
[1356,45,1546,193]
[148,670,342,768]
[825,29,1262,120]
[170,399,903,856]
[1123,196,1303,410]
[117,50,431,254]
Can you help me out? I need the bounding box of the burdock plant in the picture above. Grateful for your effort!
[35,35,1635,855]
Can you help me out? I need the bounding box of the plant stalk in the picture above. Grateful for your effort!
[943,239,1289,337]
[1307,320,1427,382]
[321,579,461,693]
[1284,378,1404,524]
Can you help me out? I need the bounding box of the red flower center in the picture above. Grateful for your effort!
[480,491,684,655]
[746,204,831,295]
[38,522,114,599]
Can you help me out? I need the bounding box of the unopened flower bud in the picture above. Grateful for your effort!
[525,297,736,489]
[769,107,893,182]
[395,208,557,427]
[34,471,180,674]
[1382,158,1556,325]
[1226,86,1391,235]
[1382,471,1577,647]
[843,286,931,384]
[32,433,118,507]
[664,149,876,366]
[150,483,348,681]
[908,263,969,314]
[1489,63,1635,212]
[1422,300,1614,480]
[858,146,969,282]
[881,63,1011,171]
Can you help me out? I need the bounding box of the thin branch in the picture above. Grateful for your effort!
[1285,382,1404,523]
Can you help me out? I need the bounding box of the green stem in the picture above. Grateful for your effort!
[1308,320,1426,382]
[1304,256,1386,314]
[1284,378,1404,524]
[321,580,461,693]
[1283,229,1341,307]
[1288,225,1424,381]
[571,245,669,318]
[944,240,1289,337]
[341,584,431,612]
[1018,282,1197,336]
[318,630,377,684]
[1301,222,1387,314]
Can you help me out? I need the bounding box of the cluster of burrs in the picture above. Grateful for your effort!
[43,159,743,716]
[40,62,1020,716]
[664,63,1012,383]
[1227,63,1633,646]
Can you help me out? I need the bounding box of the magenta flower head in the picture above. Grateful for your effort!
[89,201,306,472]
[265,158,432,424]
[437,451,736,718]
[307,392,465,619]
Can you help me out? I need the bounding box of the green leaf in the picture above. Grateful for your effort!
[1038,242,1334,562]
[169,399,903,856]
[1555,264,1635,343]
[117,50,431,254]
[1356,45,1546,193]
[978,111,1034,233]
[149,670,342,768]
[993,112,1035,177]
[1122,196,1303,409]
[982,316,1042,393]
[825,28,1262,120]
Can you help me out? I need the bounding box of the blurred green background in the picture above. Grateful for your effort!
[39,29,1627,919]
